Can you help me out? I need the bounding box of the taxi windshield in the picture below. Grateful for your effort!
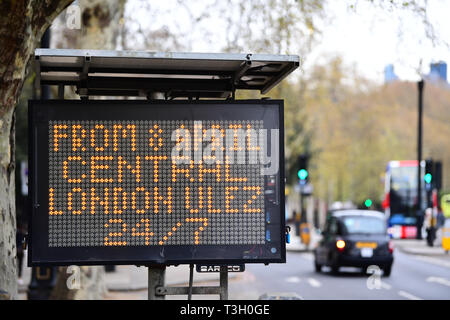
[341,216,386,235]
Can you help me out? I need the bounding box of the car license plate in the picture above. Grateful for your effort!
[356,242,377,249]
[361,248,373,258]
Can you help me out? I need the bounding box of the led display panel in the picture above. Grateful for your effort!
[29,100,285,265]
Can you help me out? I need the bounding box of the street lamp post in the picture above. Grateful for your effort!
[416,79,424,240]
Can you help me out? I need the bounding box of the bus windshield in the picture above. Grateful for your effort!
[389,165,422,218]
[391,166,417,191]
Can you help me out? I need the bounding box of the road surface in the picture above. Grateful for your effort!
[228,250,450,300]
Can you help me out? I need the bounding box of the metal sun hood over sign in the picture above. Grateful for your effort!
[34,49,300,99]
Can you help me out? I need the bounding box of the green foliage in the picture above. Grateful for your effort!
[289,57,450,205]
[219,0,325,55]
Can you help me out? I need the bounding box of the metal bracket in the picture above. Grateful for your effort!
[58,85,65,99]
[156,286,222,295]
[150,265,228,300]
[229,53,252,100]
[81,56,91,79]
[233,54,252,86]
[77,56,91,99]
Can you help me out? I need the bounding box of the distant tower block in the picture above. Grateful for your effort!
[429,61,447,83]
[384,64,398,83]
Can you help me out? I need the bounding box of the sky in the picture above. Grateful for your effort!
[306,0,450,83]
[127,0,450,83]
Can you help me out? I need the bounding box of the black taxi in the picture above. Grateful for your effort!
[314,210,394,276]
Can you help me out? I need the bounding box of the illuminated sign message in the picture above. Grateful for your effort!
[29,101,285,265]
[49,119,267,247]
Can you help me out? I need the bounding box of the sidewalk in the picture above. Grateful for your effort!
[105,264,237,292]
[285,225,321,252]
[393,238,449,257]
[16,249,237,299]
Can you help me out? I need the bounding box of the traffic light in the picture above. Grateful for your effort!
[298,169,308,180]
[364,199,372,208]
[434,161,442,190]
[424,159,443,190]
[425,159,433,190]
[297,154,309,185]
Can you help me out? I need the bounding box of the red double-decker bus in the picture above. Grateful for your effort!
[382,160,426,239]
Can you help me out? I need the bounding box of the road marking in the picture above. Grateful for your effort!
[307,277,322,288]
[285,276,301,283]
[414,255,450,269]
[366,265,392,290]
[426,276,450,287]
[380,281,392,290]
[300,253,314,261]
[398,290,423,300]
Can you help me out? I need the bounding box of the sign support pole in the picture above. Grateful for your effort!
[188,264,194,300]
[219,266,228,300]
[416,80,424,239]
[148,265,229,300]
[148,265,166,300]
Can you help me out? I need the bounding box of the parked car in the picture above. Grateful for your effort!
[314,209,394,276]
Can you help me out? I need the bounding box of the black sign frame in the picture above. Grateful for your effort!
[28,99,285,266]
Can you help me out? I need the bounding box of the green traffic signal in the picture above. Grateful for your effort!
[298,169,308,180]
[424,173,432,184]
[364,199,372,208]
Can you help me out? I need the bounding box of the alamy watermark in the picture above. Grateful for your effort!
[66,265,81,290]
[171,121,280,175]
[366,265,382,290]
[65,4,81,30]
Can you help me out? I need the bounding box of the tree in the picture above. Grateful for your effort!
[0,0,73,300]
[124,0,326,55]
[51,0,126,50]
[300,56,450,206]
